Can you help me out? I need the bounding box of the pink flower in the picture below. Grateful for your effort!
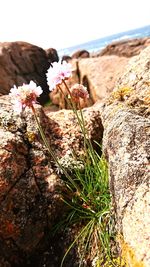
[9,81,43,113]
[46,60,72,91]
[70,84,89,103]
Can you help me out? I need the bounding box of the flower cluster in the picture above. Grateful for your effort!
[9,81,43,113]
[46,60,72,91]
[9,60,89,114]
[70,83,89,103]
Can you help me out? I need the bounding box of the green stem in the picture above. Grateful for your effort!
[62,80,79,111]
[57,84,72,109]
[62,80,73,100]
[31,105,55,158]
[62,81,87,136]
[60,220,93,267]
[31,105,81,195]
[78,102,99,166]
[62,80,95,162]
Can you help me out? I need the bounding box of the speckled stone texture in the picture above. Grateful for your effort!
[0,96,64,266]
[101,46,150,266]
[78,56,128,102]
[0,95,103,266]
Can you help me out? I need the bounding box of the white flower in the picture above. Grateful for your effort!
[9,81,43,113]
[46,60,72,91]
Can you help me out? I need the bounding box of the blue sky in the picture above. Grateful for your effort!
[0,0,150,49]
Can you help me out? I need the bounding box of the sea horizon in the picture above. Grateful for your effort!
[58,24,150,57]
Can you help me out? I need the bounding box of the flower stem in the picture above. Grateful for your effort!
[62,80,91,157]
[62,80,72,99]
[57,85,72,109]
[31,105,54,156]
[31,105,82,195]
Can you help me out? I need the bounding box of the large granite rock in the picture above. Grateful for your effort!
[0,95,103,266]
[46,48,59,64]
[0,96,64,266]
[71,49,90,59]
[99,37,150,57]
[101,46,150,266]
[78,56,128,102]
[0,42,50,104]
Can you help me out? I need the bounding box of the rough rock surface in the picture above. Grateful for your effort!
[0,96,64,266]
[101,46,150,266]
[99,37,150,57]
[45,104,103,153]
[0,95,103,266]
[46,48,59,64]
[61,55,72,62]
[0,41,50,104]
[71,49,90,59]
[78,56,128,102]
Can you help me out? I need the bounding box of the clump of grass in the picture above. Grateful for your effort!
[55,149,117,267]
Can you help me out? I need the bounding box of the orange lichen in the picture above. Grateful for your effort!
[143,95,150,105]
[119,236,145,267]
[26,131,36,142]
[111,87,133,101]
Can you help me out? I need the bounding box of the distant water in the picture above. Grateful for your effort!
[58,25,150,57]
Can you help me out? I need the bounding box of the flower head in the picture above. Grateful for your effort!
[70,84,89,103]
[46,60,72,91]
[9,81,43,113]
